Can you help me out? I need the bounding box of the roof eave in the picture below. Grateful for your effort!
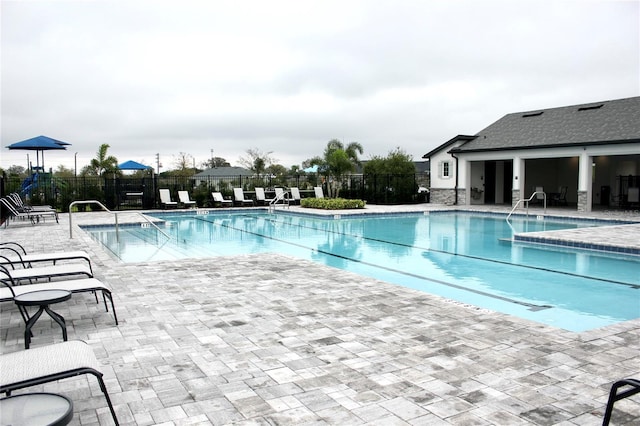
[449,138,640,154]
[423,135,477,159]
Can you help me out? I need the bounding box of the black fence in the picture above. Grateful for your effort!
[1,172,430,212]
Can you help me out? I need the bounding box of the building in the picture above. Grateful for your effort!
[423,97,640,211]
[193,166,253,187]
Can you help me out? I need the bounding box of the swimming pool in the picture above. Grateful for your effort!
[83,210,640,332]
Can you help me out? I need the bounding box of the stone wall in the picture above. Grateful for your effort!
[577,190,588,212]
[430,188,457,205]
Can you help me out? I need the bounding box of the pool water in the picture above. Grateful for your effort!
[83,210,640,332]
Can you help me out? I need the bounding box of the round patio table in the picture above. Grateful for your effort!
[0,392,73,426]
[14,289,72,349]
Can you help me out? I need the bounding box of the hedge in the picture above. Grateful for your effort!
[300,198,366,210]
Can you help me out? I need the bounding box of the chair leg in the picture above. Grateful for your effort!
[603,379,640,425]
[92,372,120,425]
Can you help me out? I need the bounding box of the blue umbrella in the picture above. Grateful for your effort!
[118,160,151,170]
[7,135,70,170]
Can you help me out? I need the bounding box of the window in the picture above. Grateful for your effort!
[439,160,452,179]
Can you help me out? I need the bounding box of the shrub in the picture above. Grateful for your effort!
[300,198,366,210]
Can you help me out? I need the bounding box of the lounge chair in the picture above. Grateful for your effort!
[233,188,254,206]
[8,193,56,214]
[212,192,233,207]
[628,187,639,206]
[0,242,91,269]
[255,187,273,205]
[0,259,93,284]
[0,268,118,325]
[314,186,324,198]
[0,197,58,225]
[178,191,196,208]
[550,186,568,206]
[0,340,119,424]
[290,187,301,205]
[159,189,178,209]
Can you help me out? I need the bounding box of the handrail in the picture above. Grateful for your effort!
[268,190,290,212]
[506,191,546,221]
[69,200,171,241]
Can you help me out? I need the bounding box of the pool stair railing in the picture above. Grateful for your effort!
[68,200,171,242]
[268,189,290,211]
[505,190,547,235]
[506,190,547,222]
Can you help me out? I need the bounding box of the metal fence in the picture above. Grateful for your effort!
[1,172,430,211]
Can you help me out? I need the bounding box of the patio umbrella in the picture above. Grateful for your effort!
[6,135,70,171]
[118,160,151,170]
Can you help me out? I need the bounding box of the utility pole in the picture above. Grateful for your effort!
[155,153,162,174]
[210,149,214,168]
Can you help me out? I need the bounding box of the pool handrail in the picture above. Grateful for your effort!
[68,200,171,242]
[506,191,546,222]
[268,190,290,211]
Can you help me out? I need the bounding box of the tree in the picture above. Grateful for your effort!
[201,157,230,169]
[53,165,75,178]
[4,165,27,177]
[364,148,416,203]
[83,144,119,177]
[173,152,196,175]
[311,139,364,197]
[363,147,414,175]
[238,148,276,176]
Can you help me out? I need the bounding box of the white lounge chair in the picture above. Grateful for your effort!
[254,187,272,205]
[0,270,118,325]
[0,242,91,269]
[159,189,178,209]
[233,188,254,206]
[0,260,93,284]
[314,186,325,198]
[0,340,119,424]
[178,191,196,208]
[212,192,233,207]
[290,187,301,205]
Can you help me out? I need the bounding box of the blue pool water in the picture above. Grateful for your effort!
[83,210,640,332]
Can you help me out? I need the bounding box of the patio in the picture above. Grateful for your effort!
[1,205,639,425]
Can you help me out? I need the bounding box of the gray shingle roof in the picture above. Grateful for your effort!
[194,166,253,177]
[451,96,640,153]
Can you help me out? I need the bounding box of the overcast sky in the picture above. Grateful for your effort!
[2,0,638,173]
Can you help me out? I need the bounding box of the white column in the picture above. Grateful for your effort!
[513,156,523,192]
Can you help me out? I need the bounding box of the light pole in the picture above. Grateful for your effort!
[74,152,78,177]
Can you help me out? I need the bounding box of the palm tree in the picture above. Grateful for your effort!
[85,144,119,177]
[312,139,363,197]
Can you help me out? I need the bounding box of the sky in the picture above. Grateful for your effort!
[1,0,639,174]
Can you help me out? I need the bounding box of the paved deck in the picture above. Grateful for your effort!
[1,204,639,425]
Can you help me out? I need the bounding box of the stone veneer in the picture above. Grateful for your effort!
[430,188,457,205]
[577,190,588,212]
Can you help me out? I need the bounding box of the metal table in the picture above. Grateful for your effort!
[14,289,72,349]
[0,392,73,426]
